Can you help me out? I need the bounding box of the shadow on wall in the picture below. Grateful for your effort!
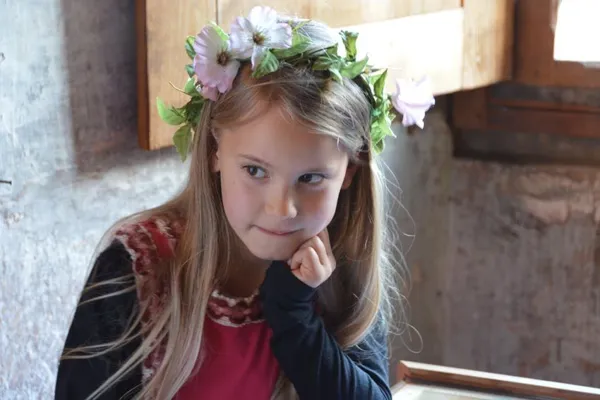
[59,0,174,174]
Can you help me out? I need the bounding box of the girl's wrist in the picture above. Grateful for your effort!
[260,261,316,303]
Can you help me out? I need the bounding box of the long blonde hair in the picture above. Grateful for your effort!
[62,17,401,400]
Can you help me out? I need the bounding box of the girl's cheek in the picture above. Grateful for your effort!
[305,191,339,228]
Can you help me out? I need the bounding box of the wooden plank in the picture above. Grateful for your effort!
[486,107,600,139]
[461,0,514,89]
[514,0,600,88]
[137,0,217,150]
[135,0,149,149]
[334,9,465,95]
[393,382,524,399]
[217,0,461,28]
[452,81,600,137]
[453,94,600,140]
[397,361,600,400]
[453,129,600,167]
[488,83,600,110]
[488,98,600,114]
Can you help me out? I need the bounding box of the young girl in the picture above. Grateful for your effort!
[55,6,434,400]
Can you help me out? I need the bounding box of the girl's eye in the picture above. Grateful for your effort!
[298,174,324,184]
[244,165,267,179]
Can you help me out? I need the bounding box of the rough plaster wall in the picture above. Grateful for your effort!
[447,164,600,386]
[387,111,600,387]
[0,1,185,398]
[383,109,454,370]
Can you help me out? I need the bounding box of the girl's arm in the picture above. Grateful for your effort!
[55,241,141,400]
[259,261,393,400]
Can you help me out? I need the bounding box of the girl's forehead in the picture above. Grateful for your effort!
[219,105,348,167]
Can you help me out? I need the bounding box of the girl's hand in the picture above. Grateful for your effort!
[287,229,336,288]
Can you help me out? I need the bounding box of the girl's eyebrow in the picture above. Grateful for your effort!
[238,153,337,174]
[238,154,273,168]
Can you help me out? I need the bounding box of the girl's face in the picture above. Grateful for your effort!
[214,105,356,261]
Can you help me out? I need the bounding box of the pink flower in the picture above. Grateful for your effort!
[229,6,292,68]
[391,77,436,129]
[196,84,219,101]
[193,25,240,95]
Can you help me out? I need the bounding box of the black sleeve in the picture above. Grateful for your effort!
[55,241,142,400]
[259,261,393,400]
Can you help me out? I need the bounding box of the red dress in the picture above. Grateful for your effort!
[115,217,280,400]
[175,290,280,399]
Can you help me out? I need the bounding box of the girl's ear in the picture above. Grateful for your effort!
[341,163,358,189]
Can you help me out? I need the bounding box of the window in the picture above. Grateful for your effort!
[553,0,600,64]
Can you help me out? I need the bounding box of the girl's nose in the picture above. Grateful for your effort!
[265,187,298,219]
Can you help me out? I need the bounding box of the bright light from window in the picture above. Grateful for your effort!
[553,0,600,63]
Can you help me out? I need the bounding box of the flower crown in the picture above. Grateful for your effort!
[157,6,435,161]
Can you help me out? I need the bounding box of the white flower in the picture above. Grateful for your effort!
[193,25,240,95]
[229,6,293,68]
[391,77,436,129]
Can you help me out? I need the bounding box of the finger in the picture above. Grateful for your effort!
[300,236,327,266]
[305,247,322,275]
[304,247,327,284]
[317,229,332,255]
[290,247,325,288]
[291,246,320,271]
[289,252,302,270]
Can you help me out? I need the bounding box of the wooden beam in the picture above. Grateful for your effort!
[396,361,600,400]
[486,107,600,139]
[217,0,461,27]
[136,0,217,150]
[335,9,465,95]
[452,82,600,140]
[461,0,514,89]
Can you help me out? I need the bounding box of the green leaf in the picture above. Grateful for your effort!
[340,57,368,79]
[313,53,344,71]
[190,109,202,126]
[371,133,384,153]
[252,51,280,78]
[329,68,343,83]
[370,116,392,154]
[210,22,229,42]
[173,124,192,161]
[340,31,358,61]
[372,69,388,99]
[184,98,205,126]
[183,78,199,96]
[325,44,339,56]
[185,64,195,78]
[312,56,334,71]
[157,97,186,125]
[369,99,396,154]
[272,33,310,59]
[185,36,196,60]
